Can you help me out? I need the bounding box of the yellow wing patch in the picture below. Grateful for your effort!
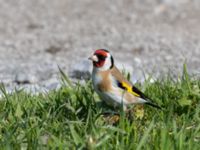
[121,82,140,97]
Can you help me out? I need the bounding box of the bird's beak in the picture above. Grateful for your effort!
[88,55,98,62]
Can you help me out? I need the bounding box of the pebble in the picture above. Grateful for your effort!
[14,72,38,84]
[70,60,91,80]
[42,77,61,91]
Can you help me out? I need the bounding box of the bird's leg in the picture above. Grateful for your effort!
[101,111,120,116]
[102,111,120,125]
[125,107,135,121]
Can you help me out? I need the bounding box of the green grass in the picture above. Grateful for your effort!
[0,67,200,149]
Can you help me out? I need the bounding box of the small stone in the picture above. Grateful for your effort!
[43,78,61,91]
[45,46,62,54]
[71,70,91,80]
[22,84,47,95]
[154,4,167,15]
[14,72,38,84]
[70,60,91,80]
[133,57,142,67]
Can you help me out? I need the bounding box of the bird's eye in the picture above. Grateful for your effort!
[98,55,106,60]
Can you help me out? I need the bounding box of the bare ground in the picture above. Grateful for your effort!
[0,0,200,92]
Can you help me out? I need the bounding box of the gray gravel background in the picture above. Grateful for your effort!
[0,0,200,93]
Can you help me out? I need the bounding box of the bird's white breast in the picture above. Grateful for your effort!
[92,69,102,90]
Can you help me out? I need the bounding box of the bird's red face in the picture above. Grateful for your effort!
[89,49,109,68]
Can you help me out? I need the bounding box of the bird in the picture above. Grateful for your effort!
[88,49,161,111]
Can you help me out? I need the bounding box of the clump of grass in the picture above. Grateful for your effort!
[0,65,199,149]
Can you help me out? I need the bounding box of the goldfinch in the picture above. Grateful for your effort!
[89,49,161,110]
